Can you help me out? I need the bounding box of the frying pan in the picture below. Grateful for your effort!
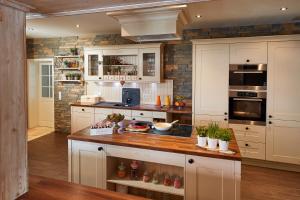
[153,120,179,131]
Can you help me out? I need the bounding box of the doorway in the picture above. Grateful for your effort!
[27,59,54,141]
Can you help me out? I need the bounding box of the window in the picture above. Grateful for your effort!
[40,64,53,98]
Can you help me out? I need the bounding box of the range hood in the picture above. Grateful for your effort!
[107,5,189,42]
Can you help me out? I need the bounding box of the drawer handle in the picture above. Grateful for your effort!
[140,113,144,116]
[139,77,142,80]
[269,121,272,124]
[82,109,85,111]
[245,143,249,147]
[245,127,249,130]
[246,59,250,63]
[99,77,102,80]
[98,147,103,151]
[188,159,194,164]
[224,112,228,115]
[224,118,227,121]
[132,118,136,120]
[269,115,272,118]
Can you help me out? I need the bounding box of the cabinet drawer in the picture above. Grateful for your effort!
[132,110,153,118]
[229,124,266,143]
[106,145,185,167]
[112,109,132,117]
[131,116,153,122]
[152,112,166,119]
[95,108,113,115]
[237,141,265,160]
[72,106,94,113]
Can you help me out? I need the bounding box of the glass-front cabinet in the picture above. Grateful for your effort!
[138,48,161,82]
[84,49,103,80]
[84,44,162,82]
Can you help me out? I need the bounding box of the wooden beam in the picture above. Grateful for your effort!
[0,0,32,12]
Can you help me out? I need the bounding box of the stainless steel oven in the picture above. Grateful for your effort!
[229,90,266,125]
[229,64,267,90]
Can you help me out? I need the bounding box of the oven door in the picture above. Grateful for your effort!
[229,64,267,90]
[229,97,266,122]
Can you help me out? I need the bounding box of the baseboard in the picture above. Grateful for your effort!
[242,158,300,172]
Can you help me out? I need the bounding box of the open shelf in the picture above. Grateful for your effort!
[56,67,82,70]
[55,55,81,58]
[107,178,184,196]
[55,80,82,83]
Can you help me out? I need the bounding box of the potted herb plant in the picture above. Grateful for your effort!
[74,73,81,80]
[207,122,219,150]
[218,128,232,151]
[65,73,71,80]
[196,126,208,147]
[70,47,79,55]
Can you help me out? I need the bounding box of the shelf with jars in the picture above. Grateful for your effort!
[84,43,163,82]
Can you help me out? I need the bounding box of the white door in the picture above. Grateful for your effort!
[71,141,106,189]
[138,48,161,82]
[194,44,229,116]
[266,120,300,165]
[185,155,238,200]
[267,41,300,122]
[27,60,39,128]
[39,62,54,127]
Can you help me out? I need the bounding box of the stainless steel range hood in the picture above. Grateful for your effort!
[107,5,189,42]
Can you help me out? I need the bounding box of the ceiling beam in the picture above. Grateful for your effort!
[26,0,209,19]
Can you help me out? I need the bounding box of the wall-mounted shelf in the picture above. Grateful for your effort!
[55,80,83,84]
[55,55,81,58]
[56,68,83,71]
[107,178,184,196]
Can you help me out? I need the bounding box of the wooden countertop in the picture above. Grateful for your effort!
[70,102,192,114]
[17,176,148,200]
[68,128,241,161]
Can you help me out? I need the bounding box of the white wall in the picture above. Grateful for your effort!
[85,80,173,104]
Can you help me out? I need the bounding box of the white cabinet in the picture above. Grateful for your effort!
[268,41,300,122]
[266,120,300,165]
[230,42,267,64]
[138,47,162,82]
[71,107,94,134]
[185,155,240,200]
[84,49,103,81]
[193,44,229,116]
[69,140,106,189]
[194,114,228,128]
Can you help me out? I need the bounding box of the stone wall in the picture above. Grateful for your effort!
[27,22,300,133]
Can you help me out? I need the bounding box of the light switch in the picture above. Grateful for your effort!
[58,91,62,100]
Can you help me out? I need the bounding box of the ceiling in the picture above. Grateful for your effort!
[24,0,300,38]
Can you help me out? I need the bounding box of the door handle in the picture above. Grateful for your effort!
[188,159,194,164]
[98,147,103,151]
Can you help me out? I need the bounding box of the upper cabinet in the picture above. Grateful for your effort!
[194,43,229,116]
[138,47,161,82]
[84,44,162,83]
[230,42,267,64]
[84,49,103,81]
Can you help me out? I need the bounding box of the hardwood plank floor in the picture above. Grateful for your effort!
[28,132,300,200]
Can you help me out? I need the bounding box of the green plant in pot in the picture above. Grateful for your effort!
[74,73,81,80]
[65,73,71,80]
[70,47,79,55]
[196,126,208,147]
[207,122,219,150]
[217,128,232,151]
[106,113,125,134]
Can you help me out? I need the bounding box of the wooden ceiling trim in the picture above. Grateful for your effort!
[0,0,33,12]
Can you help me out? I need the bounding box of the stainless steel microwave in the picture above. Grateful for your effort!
[229,64,267,90]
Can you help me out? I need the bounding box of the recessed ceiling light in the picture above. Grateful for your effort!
[280,7,288,11]
[76,24,80,28]
[196,14,202,18]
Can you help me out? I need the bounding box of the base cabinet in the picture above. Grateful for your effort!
[185,155,240,200]
[71,107,94,134]
[70,140,106,189]
[266,120,300,165]
[194,114,228,128]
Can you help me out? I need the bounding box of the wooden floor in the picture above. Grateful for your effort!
[28,126,54,141]
[28,132,300,200]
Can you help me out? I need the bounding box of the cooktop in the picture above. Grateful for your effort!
[140,124,193,138]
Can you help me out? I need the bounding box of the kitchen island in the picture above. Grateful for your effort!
[68,128,241,200]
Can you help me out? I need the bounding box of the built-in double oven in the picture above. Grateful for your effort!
[229,64,267,125]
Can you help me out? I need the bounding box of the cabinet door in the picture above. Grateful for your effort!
[194,114,228,128]
[71,109,94,134]
[71,141,106,189]
[268,41,300,121]
[194,44,229,116]
[230,42,267,64]
[84,50,103,81]
[266,120,300,165]
[185,155,239,200]
[138,48,161,82]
